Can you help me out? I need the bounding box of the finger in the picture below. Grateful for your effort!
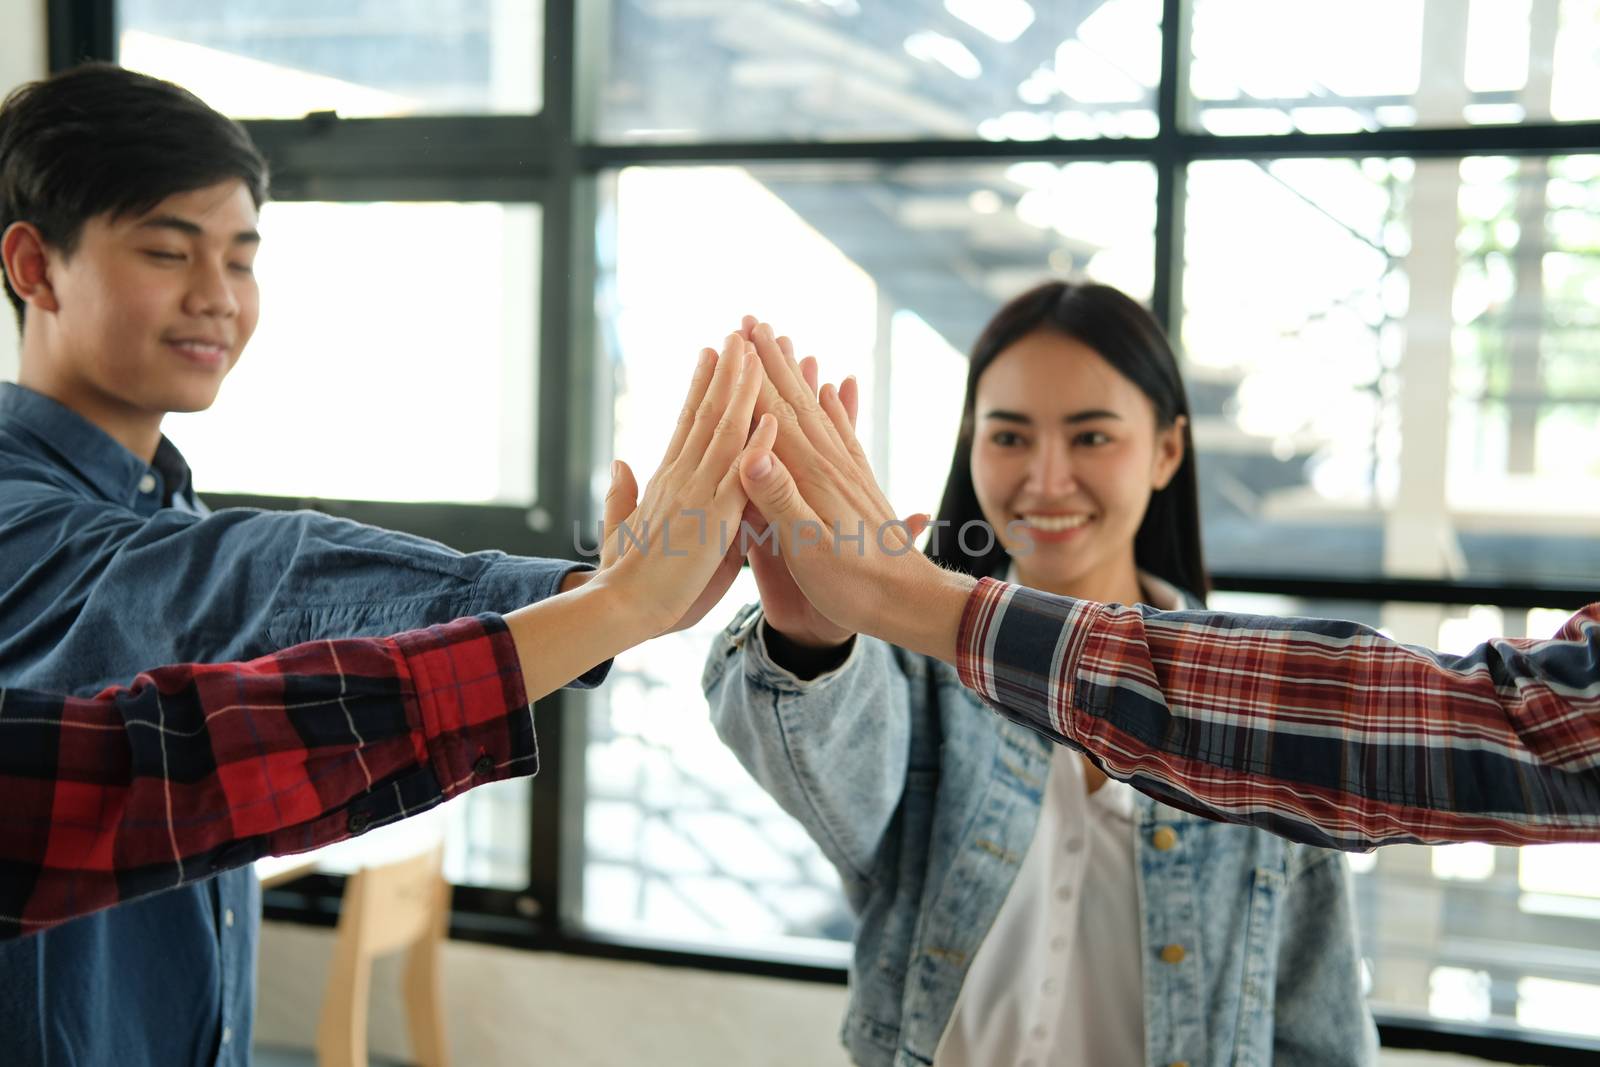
[777,335,797,361]
[599,459,640,569]
[819,382,868,467]
[721,410,777,501]
[905,513,931,540]
[750,321,810,409]
[751,323,852,466]
[740,314,759,342]
[680,332,748,465]
[839,375,860,429]
[800,355,819,396]
[706,351,765,492]
[662,348,718,466]
[739,447,821,544]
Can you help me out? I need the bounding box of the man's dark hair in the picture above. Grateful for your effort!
[0,63,269,327]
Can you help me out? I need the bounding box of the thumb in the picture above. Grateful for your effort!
[600,459,639,568]
[739,449,818,540]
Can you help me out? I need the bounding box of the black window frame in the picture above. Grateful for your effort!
[52,1,1600,1062]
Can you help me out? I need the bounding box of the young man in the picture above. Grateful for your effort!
[0,63,765,1064]
[727,318,1600,852]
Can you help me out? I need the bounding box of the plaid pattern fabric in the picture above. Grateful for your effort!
[958,577,1600,850]
[0,614,530,939]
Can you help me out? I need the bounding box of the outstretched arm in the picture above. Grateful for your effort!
[729,326,1600,848]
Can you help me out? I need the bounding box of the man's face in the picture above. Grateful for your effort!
[40,179,260,422]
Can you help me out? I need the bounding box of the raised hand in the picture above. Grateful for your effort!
[590,332,775,640]
[730,317,859,651]
[733,321,963,658]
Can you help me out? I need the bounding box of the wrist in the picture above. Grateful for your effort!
[868,563,976,665]
[582,566,674,646]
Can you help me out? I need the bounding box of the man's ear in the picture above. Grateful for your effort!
[1152,413,1187,491]
[2,221,60,315]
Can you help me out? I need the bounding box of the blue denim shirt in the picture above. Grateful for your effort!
[0,382,593,1067]
[705,600,1379,1067]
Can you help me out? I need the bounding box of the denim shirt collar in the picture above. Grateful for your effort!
[0,382,197,512]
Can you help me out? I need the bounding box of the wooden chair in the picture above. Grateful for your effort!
[314,844,452,1067]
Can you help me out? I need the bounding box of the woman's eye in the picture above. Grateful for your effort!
[992,430,1025,447]
[143,250,184,261]
[1075,430,1111,447]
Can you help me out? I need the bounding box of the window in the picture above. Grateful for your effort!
[596,0,1162,143]
[118,0,545,117]
[165,201,542,505]
[1183,154,1600,584]
[1187,0,1600,134]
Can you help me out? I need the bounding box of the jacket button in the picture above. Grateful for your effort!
[474,754,496,778]
[1152,826,1178,851]
[348,810,371,834]
[1160,943,1186,965]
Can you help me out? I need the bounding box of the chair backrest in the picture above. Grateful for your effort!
[317,844,451,1067]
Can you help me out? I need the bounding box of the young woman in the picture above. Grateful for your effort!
[705,282,1377,1066]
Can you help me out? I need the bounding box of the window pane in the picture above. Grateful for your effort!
[1210,593,1600,1044]
[254,778,531,890]
[597,0,1160,143]
[1182,156,1600,584]
[584,159,1155,953]
[1188,0,1600,134]
[165,201,540,505]
[117,0,544,118]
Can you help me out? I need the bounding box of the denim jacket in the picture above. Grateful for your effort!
[704,598,1378,1067]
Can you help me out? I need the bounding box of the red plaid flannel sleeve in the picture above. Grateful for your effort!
[957,577,1600,850]
[0,614,532,939]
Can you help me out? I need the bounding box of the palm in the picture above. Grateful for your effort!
[745,513,852,647]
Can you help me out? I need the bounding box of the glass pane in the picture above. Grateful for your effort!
[1188,0,1600,133]
[165,201,540,504]
[1182,155,1600,584]
[254,778,531,890]
[585,159,1155,953]
[117,0,544,118]
[1211,593,1600,1044]
[597,0,1161,143]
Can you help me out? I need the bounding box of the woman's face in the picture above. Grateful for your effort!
[969,328,1185,600]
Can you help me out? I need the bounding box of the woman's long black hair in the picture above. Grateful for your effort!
[926,281,1209,600]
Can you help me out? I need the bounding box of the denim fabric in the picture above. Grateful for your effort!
[705,599,1378,1067]
[0,382,594,1067]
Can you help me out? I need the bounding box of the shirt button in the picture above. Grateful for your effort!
[1031,1023,1048,1040]
[1041,978,1058,995]
[221,1026,233,1045]
[1160,943,1187,965]
[137,473,157,494]
[473,754,496,778]
[1054,885,1072,902]
[1064,837,1084,854]
[1152,826,1179,851]
[224,908,235,928]
[348,810,371,834]
[1050,934,1069,952]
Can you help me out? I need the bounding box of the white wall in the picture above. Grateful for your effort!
[0,1,47,382]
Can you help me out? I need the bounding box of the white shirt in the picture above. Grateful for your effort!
[935,572,1184,1067]
[935,752,1143,1067]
